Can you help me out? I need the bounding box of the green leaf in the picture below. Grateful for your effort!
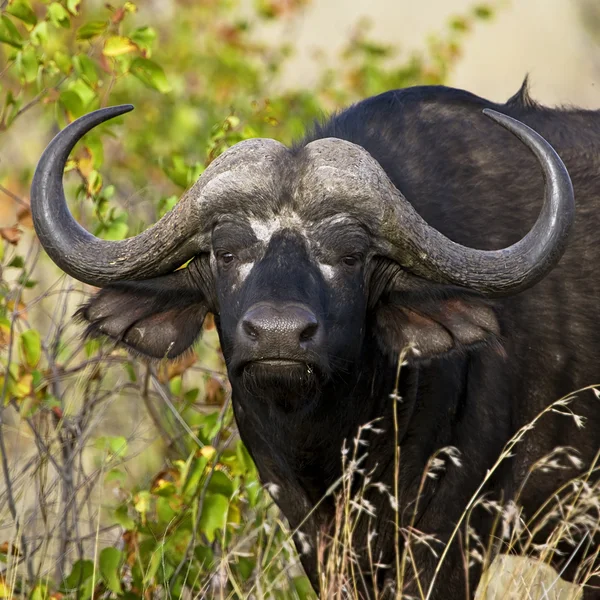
[237,556,255,581]
[69,78,96,107]
[161,155,189,188]
[130,57,171,93]
[0,15,24,48]
[30,21,47,46]
[294,576,317,599]
[182,456,207,500]
[99,547,123,595]
[62,559,94,591]
[19,329,41,368]
[47,2,70,28]
[7,255,24,268]
[29,583,49,600]
[7,0,37,26]
[103,219,129,241]
[198,493,230,542]
[193,545,214,570]
[123,362,136,382]
[54,50,72,74]
[169,374,182,396]
[73,54,98,85]
[105,468,127,485]
[158,195,178,217]
[66,0,81,15]
[208,470,234,498]
[59,89,84,118]
[151,478,177,497]
[103,35,137,57]
[60,79,96,118]
[17,46,38,83]
[84,338,100,357]
[156,495,177,524]
[95,435,128,459]
[76,20,107,40]
[473,4,494,19]
[130,26,156,51]
[133,490,151,515]
[2,90,21,127]
[114,504,135,529]
[143,543,163,585]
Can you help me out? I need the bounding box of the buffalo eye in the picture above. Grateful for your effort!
[341,255,359,267]
[217,252,236,267]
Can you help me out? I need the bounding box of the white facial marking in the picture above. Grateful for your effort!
[238,261,255,281]
[249,211,306,244]
[319,263,335,280]
[251,218,282,243]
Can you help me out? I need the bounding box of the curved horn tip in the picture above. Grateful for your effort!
[95,104,135,119]
[109,103,134,114]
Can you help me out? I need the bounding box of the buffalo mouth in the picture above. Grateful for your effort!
[238,359,322,411]
[249,358,312,368]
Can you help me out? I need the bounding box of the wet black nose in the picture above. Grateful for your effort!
[238,303,322,357]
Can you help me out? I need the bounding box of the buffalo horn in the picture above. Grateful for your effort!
[378,109,575,296]
[31,106,206,286]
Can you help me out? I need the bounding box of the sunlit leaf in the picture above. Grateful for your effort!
[76,20,107,40]
[54,50,72,74]
[13,373,32,399]
[198,493,230,542]
[103,35,137,57]
[130,57,171,93]
[29,20,47,46]
[7,0,37,26]
[73,54,98,85]
[69,78,96,108]
[17,46,38,83]
[47,3,70,29]
[19,329,41,368]
[29,583,50,600]
[0,15,24,48]
[59,90,84,118]
[134,491,151,515]
[67,0,81,15]
[99,547,123,595]
[95,435,128,459]
[130,26,156,52]
[103,219,129,241]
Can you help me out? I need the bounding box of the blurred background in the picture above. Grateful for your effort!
[0,0,599,597]
[273,0,600,105]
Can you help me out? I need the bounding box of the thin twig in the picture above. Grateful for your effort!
[0,183,28,208]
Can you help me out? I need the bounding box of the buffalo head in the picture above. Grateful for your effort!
[30,105,574,412]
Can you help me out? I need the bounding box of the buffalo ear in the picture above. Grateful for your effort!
[77,266,209,359]
[374,291,500,360]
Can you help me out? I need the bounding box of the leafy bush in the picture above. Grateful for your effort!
[0,1,497,597]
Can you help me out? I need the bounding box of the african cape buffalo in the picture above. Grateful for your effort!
[30,81,600,598]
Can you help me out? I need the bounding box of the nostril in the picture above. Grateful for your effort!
[242,320,259,340]
[299,322,319,343]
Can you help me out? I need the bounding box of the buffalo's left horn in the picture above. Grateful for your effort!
[31,106,205,286]
[379,109,574,296]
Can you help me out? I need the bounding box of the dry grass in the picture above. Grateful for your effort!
[1,323,599,599]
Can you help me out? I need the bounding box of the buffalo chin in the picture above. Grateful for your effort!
[240,360,321,412]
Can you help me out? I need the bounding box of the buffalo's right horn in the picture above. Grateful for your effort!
[377,110,575,296]
[31,106,206,287]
